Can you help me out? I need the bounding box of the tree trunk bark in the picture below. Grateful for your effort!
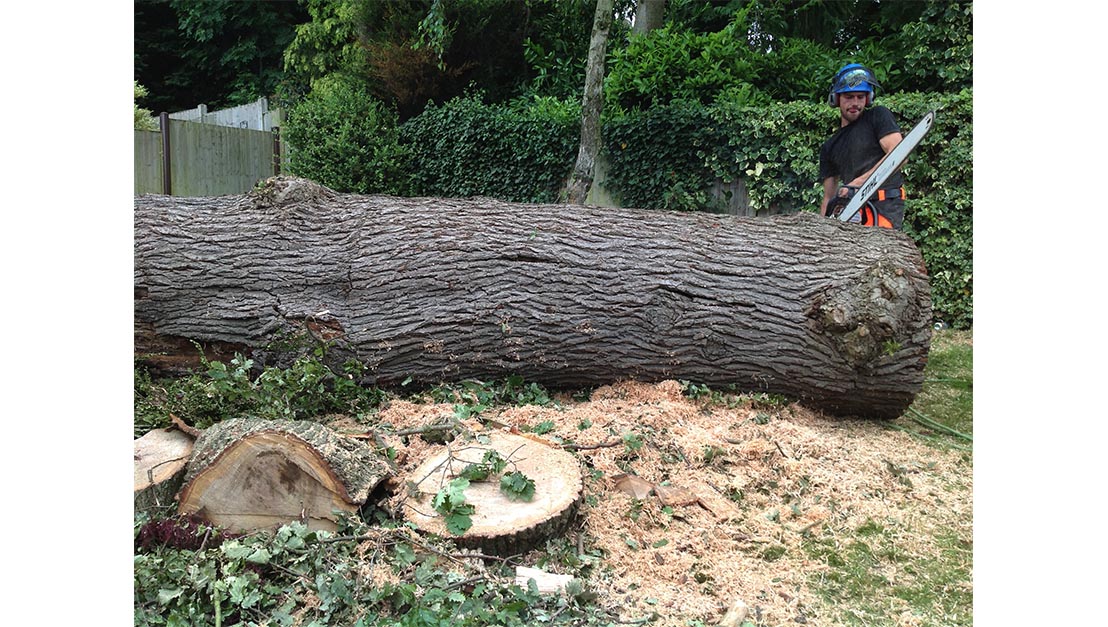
[565,0,613,204]
[135,177,932,419]
[632,0,666,34]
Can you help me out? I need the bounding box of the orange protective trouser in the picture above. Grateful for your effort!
[859,205,894,229]
[859,187,904,229]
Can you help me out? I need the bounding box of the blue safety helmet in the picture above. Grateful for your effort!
[828,63,880,107]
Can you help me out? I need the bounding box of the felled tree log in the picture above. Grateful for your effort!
[401,431,584,555]
[177,418,392,533]
[135,176,932,419]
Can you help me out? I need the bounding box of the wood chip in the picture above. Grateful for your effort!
[515,566,575,595]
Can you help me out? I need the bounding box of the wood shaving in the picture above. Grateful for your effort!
[376,380,972,626]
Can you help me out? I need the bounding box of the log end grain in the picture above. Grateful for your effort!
[134,428,196,515]
[402,431,584,554]
[178,418,392,534]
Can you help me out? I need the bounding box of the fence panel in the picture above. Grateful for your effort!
[135,130,164,195]
[170,97,278,131]
[168,120,274,197]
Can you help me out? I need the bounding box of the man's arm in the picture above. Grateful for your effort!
[819,177,839,216]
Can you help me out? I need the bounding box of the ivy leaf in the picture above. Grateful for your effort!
[500,471,536,502]
[157,587,184,605]
[245,547,272,564]
[434,478,476,535]
[220,541,251,560]
[444,510,474,536]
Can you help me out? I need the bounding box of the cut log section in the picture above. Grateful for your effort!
[177,418,392,533]
[135,176,933,418]
[134,428,195,515]
[402,431,584,554]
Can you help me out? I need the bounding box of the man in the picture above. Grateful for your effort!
[818,63,905,229]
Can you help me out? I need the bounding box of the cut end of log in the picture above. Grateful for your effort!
[402,431,584,554]
[178,418,392,534]
[814,258,929,369]
[135,428,196,514]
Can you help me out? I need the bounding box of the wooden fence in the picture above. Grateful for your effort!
[135,114,286,197]
[169,97,281,131]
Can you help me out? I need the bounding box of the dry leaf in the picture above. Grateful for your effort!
[612,473,655,499]
[653,484,700,507]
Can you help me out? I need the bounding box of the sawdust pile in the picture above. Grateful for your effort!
[367,380,972,627]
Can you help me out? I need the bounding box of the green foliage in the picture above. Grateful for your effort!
[892,1,973,93]
[458,450,509,482]
[135,515,595,626]
[134,0,307,113]
[602,98,831,214]
[280,0,371,98]
[519,0,596,100]
[414,0,450,68]
[746,36,838,103]
[399,94,580,203]
[427,375,556,416]
[134,82,159,131]
[133,347,388,438]
[432,478,477,535]
[601,100,722,212]
[605,19,772,112]
[500,471,537,502]
[283,74,409,195]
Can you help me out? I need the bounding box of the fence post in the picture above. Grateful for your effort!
[160,112,172,195]
[272,126,281,176]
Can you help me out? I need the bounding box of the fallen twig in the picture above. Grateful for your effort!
[563,439,621,451]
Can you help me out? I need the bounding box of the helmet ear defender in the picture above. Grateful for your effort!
[828,64,878,107]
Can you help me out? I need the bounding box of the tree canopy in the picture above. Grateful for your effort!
[134,0,971,116]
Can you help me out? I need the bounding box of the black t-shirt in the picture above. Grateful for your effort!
[819,106,902,188]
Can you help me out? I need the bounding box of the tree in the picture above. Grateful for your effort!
[135,177,933,419]
[565,0,614,204]
[282,0,598,121]
[632,0,665,33]
[134,82,158,131]
[134,0,308,113]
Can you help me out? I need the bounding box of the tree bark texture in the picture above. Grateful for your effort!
[565,0,613,204]
[632,0,666,33]
[135,177,932,419]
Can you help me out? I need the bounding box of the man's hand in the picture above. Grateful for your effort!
[827,185,857,218]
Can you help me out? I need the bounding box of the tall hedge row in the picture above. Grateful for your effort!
[398,95,581,203]
[284,90,971,328]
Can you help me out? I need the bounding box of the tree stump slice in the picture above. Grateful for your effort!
[178,418,392,533]
[402,431,584,554]
[134,428,195,515]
